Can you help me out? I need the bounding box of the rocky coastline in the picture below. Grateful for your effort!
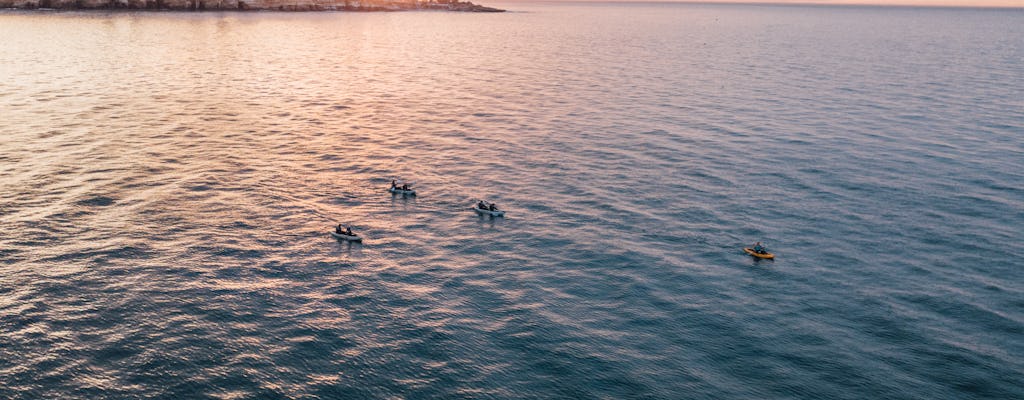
[1,0,504,12]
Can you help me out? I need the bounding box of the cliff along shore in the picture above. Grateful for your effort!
[1,0,504,11]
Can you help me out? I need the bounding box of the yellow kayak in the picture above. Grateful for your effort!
[744,248,775,259]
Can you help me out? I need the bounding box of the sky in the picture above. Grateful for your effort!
[578,0,1024,7]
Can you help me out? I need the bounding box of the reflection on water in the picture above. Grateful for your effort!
[1,4,1023,399]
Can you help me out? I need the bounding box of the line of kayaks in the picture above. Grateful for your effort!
[332,183,506,243]
[345,182,776,260]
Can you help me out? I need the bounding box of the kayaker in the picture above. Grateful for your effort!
[477,201,487,209]
[336,224,344,234]
[345,226,354,236]
[401,184,409,191]
[390,180,397,189]
[753,242,767,254]
[488,203,497,211]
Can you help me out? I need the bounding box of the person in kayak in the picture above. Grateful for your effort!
[477,201,487,210]
[753,242,767,254]
[345,226,354,236]
[336,224,344,234]
[401,184,409,191]
[488,203,497,211]
[390,180,397,189]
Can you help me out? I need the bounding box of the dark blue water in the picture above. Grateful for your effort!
[1,3,1022,398]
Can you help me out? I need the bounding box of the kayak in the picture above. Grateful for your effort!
[744,248,774,259]
[331,231,363,242]
[473,207,505,217]
[389,187,416,195]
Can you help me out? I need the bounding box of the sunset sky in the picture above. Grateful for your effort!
[584,0,1024,7]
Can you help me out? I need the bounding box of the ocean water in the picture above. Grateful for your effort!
[1,2,1022,398]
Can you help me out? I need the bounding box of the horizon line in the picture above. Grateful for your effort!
[503,0,1024,10]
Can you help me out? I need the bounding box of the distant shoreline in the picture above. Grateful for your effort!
[0,0,504,12]
[498,0,1021,10]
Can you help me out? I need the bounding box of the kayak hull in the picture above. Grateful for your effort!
[744,248,774,259]
[473,207,505,217]
[331,232,363,242]
[389,187,416,195]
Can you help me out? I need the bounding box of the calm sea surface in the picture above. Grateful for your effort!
[1,2,1022,398]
